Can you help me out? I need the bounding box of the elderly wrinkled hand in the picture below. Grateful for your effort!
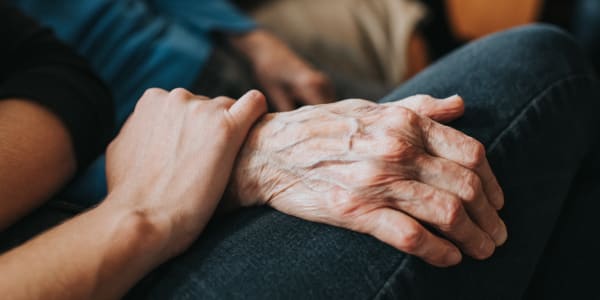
[228,94,507,267]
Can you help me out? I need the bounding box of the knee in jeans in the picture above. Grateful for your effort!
[505,24,593,75]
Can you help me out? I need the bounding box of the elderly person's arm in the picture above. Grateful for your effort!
[227,94,508,267]
[0,3,113,229]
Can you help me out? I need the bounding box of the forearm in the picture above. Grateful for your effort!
[0,99,76,229]
[0,193,168,300]
[0,88,267,299]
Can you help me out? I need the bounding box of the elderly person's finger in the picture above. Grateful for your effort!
[381,180,496,259]
[420,117,505,210]
[358,208,463,267]
[414,154,507,245]
[385,94,465,123]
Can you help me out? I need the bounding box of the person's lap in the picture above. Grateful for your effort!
[132,24,600,299]
[1,24,598,299]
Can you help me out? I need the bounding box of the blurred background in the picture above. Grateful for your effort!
[234,0,600,99]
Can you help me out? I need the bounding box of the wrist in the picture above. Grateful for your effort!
[228,113,279,207]
[98,191,175,261]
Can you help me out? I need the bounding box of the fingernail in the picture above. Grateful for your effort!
[446,250,462,265]
[492,219,508,246]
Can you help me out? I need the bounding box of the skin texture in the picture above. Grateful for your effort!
[105,88,267,257]
[229,29,336,111]
[228,95,507,267]
[0,89,267,299]
[0,90,506,299]
[0,99,76,230]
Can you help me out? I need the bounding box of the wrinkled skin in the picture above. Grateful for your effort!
[228,95,507,267]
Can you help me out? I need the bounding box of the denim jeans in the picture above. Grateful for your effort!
[2,24,599,299]
[129,24,600,299]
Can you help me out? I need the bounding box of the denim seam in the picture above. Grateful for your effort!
[370,254,413,300]
[487,73,593,154]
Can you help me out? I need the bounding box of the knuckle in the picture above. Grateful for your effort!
[398,225,425,252]
[169,87,193,99]
[382,140,419,164]
[440,196,464,228]
[138,88,167,109]
[383,106,419,130]
[397,106,420,127]
[464,139,486,168]
[459,172,481,202]
[142,87,166,98]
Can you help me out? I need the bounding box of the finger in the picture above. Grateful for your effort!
[386,94,464,123]
[292,72,336,105]
[360,208,462,267]
[265,85,296,111]
[420,118,505,210]
[384,180,496,259]
[415,154,507,245]
[229,90,268,130]
[477,159,505,210]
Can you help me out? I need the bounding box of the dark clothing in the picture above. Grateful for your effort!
[571,0,600,70]
[0,2,113,169]
[2,24,599,300]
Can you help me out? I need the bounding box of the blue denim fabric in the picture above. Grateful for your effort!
[126,25,600,299]
[2,24,599,300]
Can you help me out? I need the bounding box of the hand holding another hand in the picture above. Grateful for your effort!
[229,94,507,267]
[105,88,266,259]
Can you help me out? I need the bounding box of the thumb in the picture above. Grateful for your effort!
[229,90,268,131]
[389,94,465,123]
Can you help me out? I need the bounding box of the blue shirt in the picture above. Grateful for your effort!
[10,0,256,206]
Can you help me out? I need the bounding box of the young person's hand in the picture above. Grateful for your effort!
[230,30,335,111]
[228,95,507,267]
[105,88,266,258]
